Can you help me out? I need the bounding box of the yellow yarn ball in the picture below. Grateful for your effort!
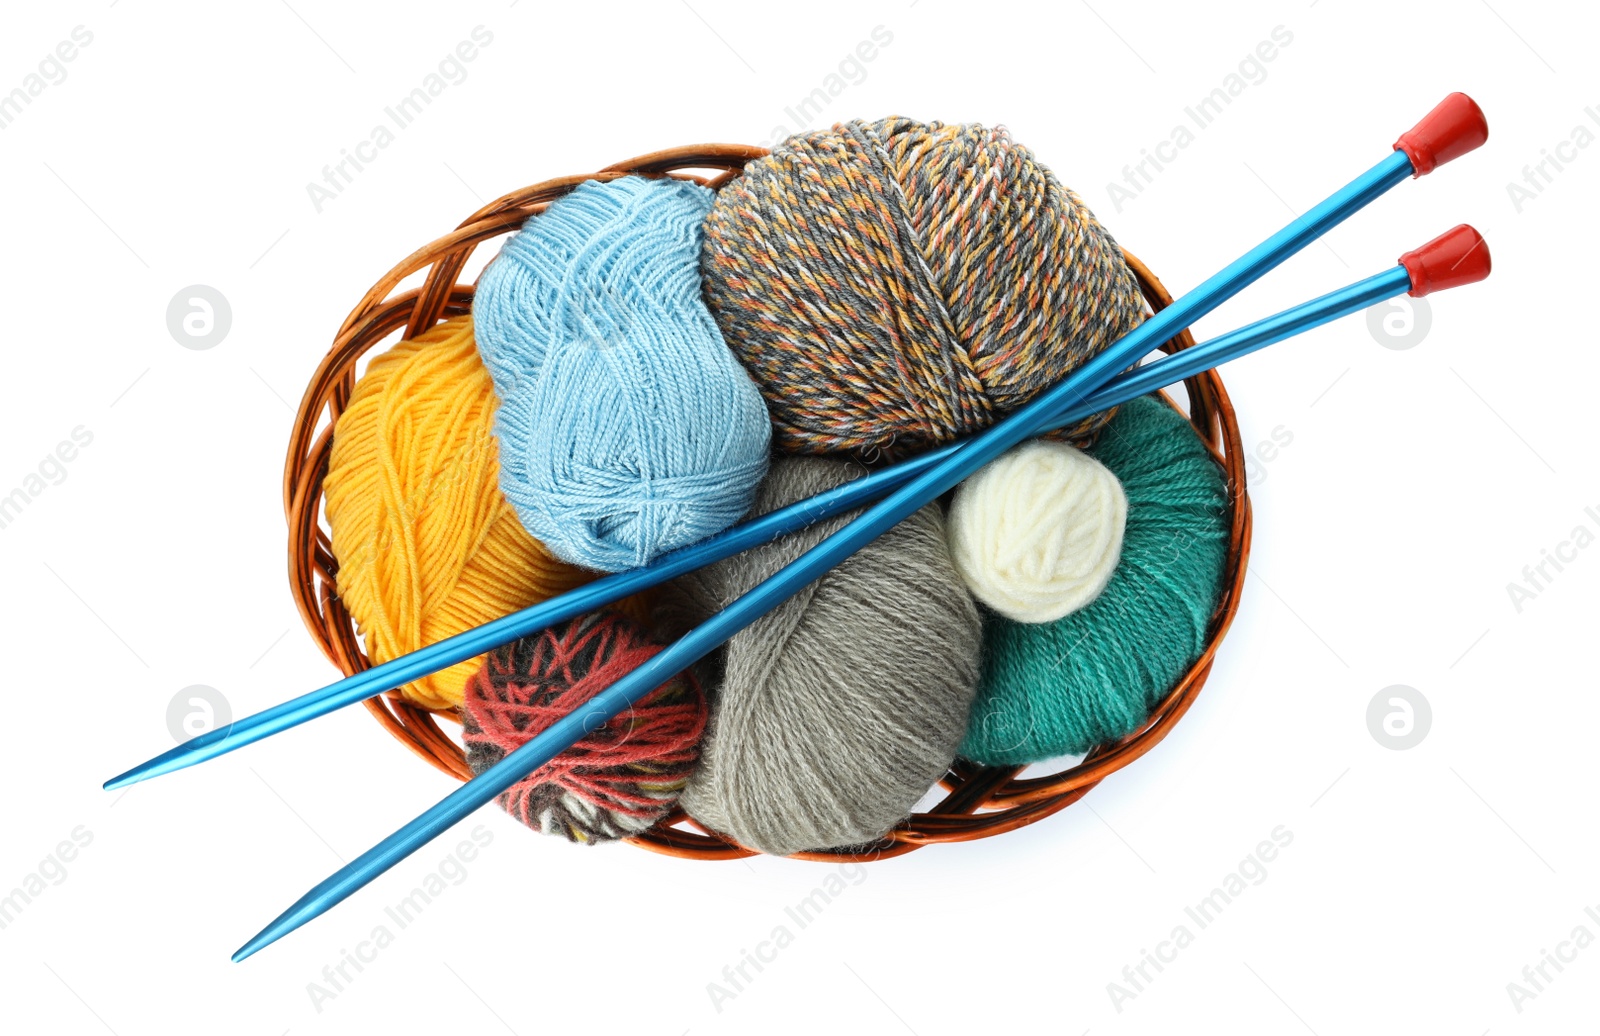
[325,314,594,711]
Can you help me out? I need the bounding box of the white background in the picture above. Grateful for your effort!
[0,0,1595,1032]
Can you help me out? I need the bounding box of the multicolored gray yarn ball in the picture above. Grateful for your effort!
[700,116,1148,460]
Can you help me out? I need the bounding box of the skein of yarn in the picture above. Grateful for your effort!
[960,395,1231,766]
[701,117,1148,460]
[947,440,1127,623]
[461,612,707,844]
[662,456,982,857]
[323,315,595,711]
[474,175,772,572]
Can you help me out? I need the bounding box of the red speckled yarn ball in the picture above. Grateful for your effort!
[460,612,707,844]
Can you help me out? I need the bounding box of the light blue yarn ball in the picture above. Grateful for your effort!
[474,176,772,572]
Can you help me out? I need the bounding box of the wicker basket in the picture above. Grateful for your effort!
[283,143,1253,862]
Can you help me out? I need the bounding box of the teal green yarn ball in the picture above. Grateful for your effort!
[959,395,1231,766]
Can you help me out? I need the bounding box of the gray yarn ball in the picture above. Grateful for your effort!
[662,456,982,856]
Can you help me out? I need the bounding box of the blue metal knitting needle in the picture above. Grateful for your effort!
[231,213,1491,962]
[109,94,1486,795]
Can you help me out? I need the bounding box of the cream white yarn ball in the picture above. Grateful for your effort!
[947,439,1128,623]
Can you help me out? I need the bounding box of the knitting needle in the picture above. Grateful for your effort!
[231,215,1491,962]
[107,93,1486,796]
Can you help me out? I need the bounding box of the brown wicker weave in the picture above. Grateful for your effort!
[283,143,1253,862]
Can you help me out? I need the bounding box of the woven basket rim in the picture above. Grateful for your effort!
[281,143,1254,862]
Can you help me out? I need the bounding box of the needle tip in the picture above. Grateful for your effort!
[101,737,212,791]
[232,931,272,963]
[102,770,136,791]
[233,900,313,962]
